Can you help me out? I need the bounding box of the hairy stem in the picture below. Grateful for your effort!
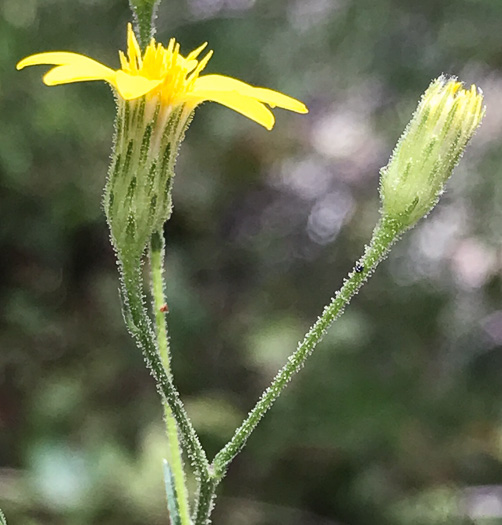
[119,257,210,480]
[150,231,191,525]
[193,477,218,525]
[212,215,402,477]
[128,0,160,48]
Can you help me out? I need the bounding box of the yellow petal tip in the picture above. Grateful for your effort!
[16,58,29,70]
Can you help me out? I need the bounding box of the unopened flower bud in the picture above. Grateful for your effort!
[380,76,484,230]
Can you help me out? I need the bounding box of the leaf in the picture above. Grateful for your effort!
[163,459,181,525]
[0,508,7,525]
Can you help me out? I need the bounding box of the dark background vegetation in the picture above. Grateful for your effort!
[2,0,502,523]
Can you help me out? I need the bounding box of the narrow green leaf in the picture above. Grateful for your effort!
[163,459,182,525]
[0,508,7,525]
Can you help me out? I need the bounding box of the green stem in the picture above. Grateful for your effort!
[119,258,211,480]
[193,477,218,525]
[212,215,403,478]
[150,232,170,367]
[128,0,160,48]
[150,231,191,525]
[190,215,403,525]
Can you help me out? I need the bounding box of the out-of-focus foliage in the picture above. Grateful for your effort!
[1,0,502,524]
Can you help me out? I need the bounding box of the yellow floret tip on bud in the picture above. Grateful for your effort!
[379,75,485,230]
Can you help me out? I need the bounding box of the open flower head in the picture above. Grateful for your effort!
[17,23,307,130]
[17,24,308,262]
[380,76,484,229]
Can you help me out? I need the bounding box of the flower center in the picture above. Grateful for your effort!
[119,26,212,107]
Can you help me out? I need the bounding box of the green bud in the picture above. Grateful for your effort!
[104,97,193,263]
[380,76,485,230]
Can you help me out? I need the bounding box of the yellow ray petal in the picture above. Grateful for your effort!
[17,51,112,70]
[115,70,163,100]
[250,87,308,113]
[42,63,117,86]
[185,90,275,130]
[194,74,308,113]
[17,51,116,89]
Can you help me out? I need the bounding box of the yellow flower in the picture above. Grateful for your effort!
[16,23,307,130]
[17,23,308,262]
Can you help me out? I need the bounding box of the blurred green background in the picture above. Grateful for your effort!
[2,0,502,523]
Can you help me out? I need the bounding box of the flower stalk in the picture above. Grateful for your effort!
[211,215,403,478]
[128,0,160,48]
[150,231,191,525]
[190,214,405,524]
[118,258,211,479]
[193,477,218,525]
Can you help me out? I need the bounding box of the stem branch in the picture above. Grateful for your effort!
[150,231,191,525]
[128,0,160,48]
[212,215,402,477]
[193,477,218,525]
[119,256,210,480]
